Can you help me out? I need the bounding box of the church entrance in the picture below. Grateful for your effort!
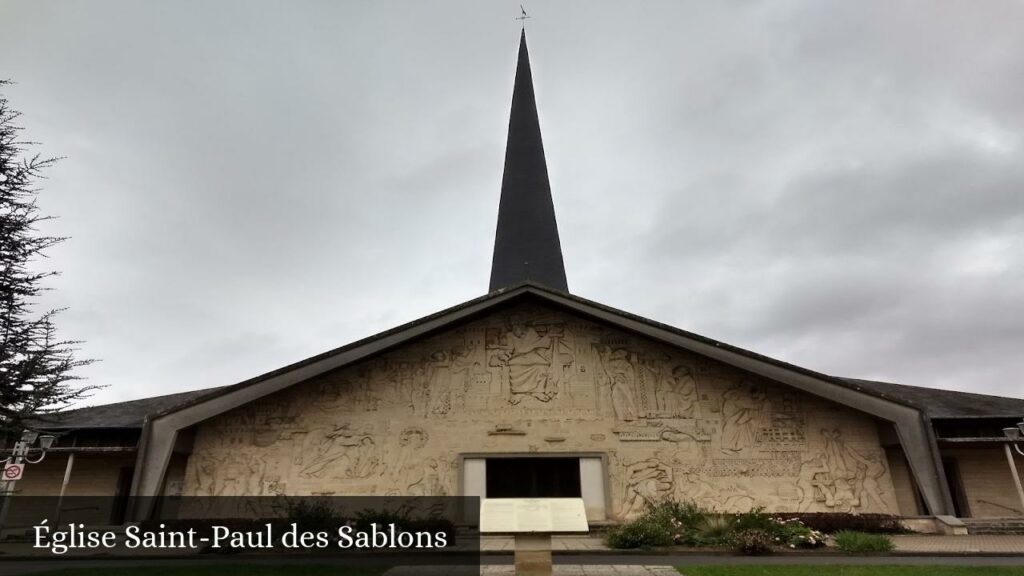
[461,455,608,521]
[486,457,581,498]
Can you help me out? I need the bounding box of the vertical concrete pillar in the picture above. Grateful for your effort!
[514,533,552,576]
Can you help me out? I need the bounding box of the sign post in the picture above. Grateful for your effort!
[3,463,24,482]
[1,430,56,535]
[480,498,589,576]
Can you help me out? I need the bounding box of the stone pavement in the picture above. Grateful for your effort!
[480,534,1024,554]
[892,535,1024,554]
[385,566,678,575]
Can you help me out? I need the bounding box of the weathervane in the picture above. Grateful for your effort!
[516,5,530,23]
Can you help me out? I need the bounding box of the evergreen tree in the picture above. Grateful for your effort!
[0,81,95,442]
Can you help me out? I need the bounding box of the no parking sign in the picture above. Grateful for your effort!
[2,463,23,481]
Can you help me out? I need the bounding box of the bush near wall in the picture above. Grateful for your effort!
[604,501,828,552]
[832,530,896,552]
[772,513,907,535]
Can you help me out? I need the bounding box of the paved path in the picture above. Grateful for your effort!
[386,566,678,575]
[482,536,608,552]
[4,556,1024,575]
[481,534,1024,554]
[892,535,1024,553]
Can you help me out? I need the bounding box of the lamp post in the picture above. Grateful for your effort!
[1002,419,1024,513]
[0,430,56,534]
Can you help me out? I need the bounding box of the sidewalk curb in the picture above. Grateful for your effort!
[3,550,1024,561]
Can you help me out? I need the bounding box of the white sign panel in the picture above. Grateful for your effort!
[480,498,589,533]
[3,463,24,481]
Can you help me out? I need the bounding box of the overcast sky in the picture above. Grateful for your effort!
[2,1,1023,406]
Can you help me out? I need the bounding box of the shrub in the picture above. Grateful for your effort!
[770,517,826,549]
[603,499,893,551]
[733,528,773,555]
[648,499,706,530]
[733,507,774,533]
[692,514,735,547]
[605,515,674,549]
[778,513,906,534]
[605,499,711,548]
[833,530,895,552]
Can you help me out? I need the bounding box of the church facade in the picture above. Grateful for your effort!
[11,30,1024,529]
[177,301,902,521]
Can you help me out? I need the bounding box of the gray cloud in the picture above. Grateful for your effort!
[1,0,1022,405]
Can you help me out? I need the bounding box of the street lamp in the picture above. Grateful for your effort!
[1002,417,1024,512]
[3,430,56,468]
[2,430,56,470]
[1003,420,1024,455]
[1,429,56,534]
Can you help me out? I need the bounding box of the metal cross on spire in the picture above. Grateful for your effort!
[516,5,530,23]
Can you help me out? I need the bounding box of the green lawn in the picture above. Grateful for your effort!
[679,568,1024,576]
[30,566,387,576]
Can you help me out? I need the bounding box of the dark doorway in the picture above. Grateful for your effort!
[486,457,581,498]
[110,466,135,524]
[942,458,970,517]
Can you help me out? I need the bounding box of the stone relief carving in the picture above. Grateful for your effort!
[182,303,900,518]
[595,345,638,421]
[488,313,575,405]
[622,458,673,518]
[297,424,381,480]
[391,427,431,492]
[790,428,894,513]
[720,383,767,454]
[655,364,699,418]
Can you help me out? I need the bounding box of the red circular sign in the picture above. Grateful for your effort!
[3,464,23,480]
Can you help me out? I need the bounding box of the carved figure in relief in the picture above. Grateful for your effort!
[408,364,431,416]
[392,427,430,489]
[191,452,224,496]
[673,470,723,509]
[450,344,478,392]
[492,315,568,404]
[345,437,383,479]
[654,365,699,418]
[246,454,268,494]
[796,454,834,511]
[596,345,638,421]
[792,429,891,512]
[299,424,374,479]
[852,452,889,511]
[720,383,766,454]
[217,453,266,495]
[424,351,452,416]
[409,458,447,496]
[621,458,673,518]
[821,428,889,511]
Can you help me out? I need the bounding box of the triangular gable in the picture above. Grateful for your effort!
[128,283,954,517]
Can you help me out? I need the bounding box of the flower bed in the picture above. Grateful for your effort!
[604,499,892,555]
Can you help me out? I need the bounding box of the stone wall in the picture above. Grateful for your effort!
[942,447,1024,518]
[3,452,136,527]
[10,452,135,497]
[885,447,923,516]
[182,303,901,519]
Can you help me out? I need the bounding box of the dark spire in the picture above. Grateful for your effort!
[489,29,569,293]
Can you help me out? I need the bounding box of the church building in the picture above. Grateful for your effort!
[13,31,1024,531]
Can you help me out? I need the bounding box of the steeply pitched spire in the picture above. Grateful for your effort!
[489,29,569,293]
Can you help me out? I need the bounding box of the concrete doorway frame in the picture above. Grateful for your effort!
[459,452,611,522]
